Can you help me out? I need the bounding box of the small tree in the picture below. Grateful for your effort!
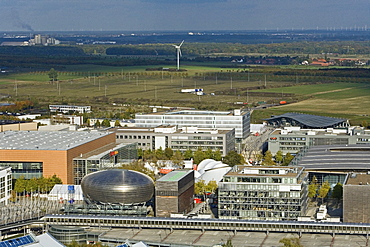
[261,150,275,166]
[282,152,294,166]
[275,150,284,165]
[331,183,343,201]
[94,120,101,128]
[317,181,331,203]
[223,150,244,167]
[184,149,193,160]
[206,180,218,194]
[164,147,174,160]
[195,179,207,195]
[194,147,206,164]
[48,68,58,82]
[213,149,222,161]
[114,120,121,127]
[279,237,303,247]
[171,150,184,167]
[101,119,111,127]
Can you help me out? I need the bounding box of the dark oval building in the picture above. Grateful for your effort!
[81,169,154,204]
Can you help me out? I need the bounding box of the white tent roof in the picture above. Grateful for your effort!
[196,159,231,183]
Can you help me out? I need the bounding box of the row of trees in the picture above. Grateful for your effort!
[14,175,63,195]
[104,41,370,56]
[308,176,343,202]
[256,151,295,166]
[139,147,245,167]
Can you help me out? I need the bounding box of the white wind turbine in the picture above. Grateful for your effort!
[173,40,184,70]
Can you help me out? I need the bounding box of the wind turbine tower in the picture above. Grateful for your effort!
[173,40,184,70]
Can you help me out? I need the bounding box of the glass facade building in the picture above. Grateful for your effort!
[73,143,137,185]
[218,166,308,221]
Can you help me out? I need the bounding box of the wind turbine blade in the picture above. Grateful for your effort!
[179,48,182,57]
[179,40,184,47]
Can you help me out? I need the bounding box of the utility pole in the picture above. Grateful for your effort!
[14,79,18,97]
[230,77,233,89]
[105,85,107,97]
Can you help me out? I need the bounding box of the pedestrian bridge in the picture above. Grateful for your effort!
[43,214,370,236]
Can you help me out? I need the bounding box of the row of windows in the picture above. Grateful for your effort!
[279,137,307,141]
[358,138,370,142]
[171,141,224,145]
[117,135,151,140]
[172,146,222,150]
[280,142,306,146]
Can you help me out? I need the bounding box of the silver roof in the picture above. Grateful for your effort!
[0,131,111,151]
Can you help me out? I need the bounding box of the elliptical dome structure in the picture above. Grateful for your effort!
[81,169,154,204]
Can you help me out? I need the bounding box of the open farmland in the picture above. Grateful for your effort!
[250,82,370,125]
[0,64,369,125]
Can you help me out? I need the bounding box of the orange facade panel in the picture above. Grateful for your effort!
[0,132,116,184]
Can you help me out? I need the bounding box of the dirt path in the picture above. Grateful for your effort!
[310,87,353,95]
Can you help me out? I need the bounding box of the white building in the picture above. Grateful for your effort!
[0,167,12,205]
[135,109,250,141]
[49,105,91,114]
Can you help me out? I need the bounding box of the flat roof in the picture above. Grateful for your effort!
[137,109,248,116]
[226,166,304,177]
[346,174,370,185]
[157,170,192,182]
[0,131,112,151]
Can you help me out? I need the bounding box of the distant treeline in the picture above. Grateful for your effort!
[0,46,85,56]
[103,41,370,56]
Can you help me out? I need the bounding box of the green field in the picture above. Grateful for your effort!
[250,82,370,125]
[0,64,369,125]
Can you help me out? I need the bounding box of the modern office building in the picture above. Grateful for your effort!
[115,126,235,156]
[49,105,91,114]
[0,167,12,206]
[155,170,194,217]
[264,112,349,129]
[218,166,308,221]
[51,114,84,126]
[289,144,370,187]
[135,109,250,141]
[343,173,370,223]
[268,126,370,155]
[0,131,122,184]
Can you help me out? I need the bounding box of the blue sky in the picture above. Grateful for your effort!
[1,0,369,31]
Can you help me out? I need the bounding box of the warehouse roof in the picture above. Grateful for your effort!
[264,113,347,128]
[0,131,112,151]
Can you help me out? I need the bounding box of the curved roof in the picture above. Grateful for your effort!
[264,112,347,128]
[197,159,231,183]
[295,144,370,170]
[81,169,154,204]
